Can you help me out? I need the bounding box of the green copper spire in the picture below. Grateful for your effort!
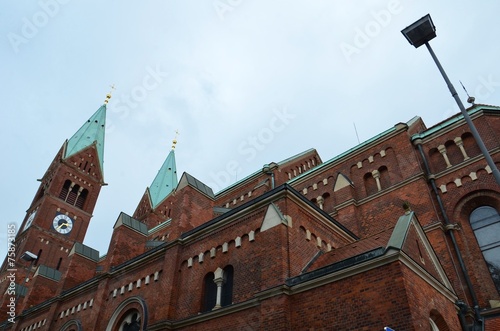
[65,104,106,172]
[149,148,178,208]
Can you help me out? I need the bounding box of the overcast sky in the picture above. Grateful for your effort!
[1,1,499,259]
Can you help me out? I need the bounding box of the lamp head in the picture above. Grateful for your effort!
[21,251,38,262]
[401,14,436,48]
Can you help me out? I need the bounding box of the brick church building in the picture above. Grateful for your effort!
[1,93,499,330]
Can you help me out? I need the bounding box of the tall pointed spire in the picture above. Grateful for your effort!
[149,134,179,208]
[65,90,111,172]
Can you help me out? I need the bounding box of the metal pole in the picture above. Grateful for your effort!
[15,260,34,303]
[416,142,482,327]
[425,42,500,186]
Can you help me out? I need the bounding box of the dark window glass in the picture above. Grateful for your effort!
[202,272,217,312]
[470,206,500,293]
[221,265,234,307]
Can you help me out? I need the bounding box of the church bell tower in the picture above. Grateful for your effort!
[0,93,110,313]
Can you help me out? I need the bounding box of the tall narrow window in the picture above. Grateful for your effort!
[59,180,71,200]
[364,172,377,195]
[75,189,88,209]
[378,166,390,189]
[470,206,500,292]
[66,184,79,205]
[221,265,234,306]
[35,249,42,266]
[201,266,234,312]
[56,257,63,270]
[202,272,217,312]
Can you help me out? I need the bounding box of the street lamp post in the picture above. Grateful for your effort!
[15,251,38,302]
[401,14,500,186]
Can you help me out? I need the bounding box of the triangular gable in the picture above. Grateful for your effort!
[132,188,154,218]
[260,203,289,232]
[333,172,354,192]
[62,143,104,182]
[387,212,454,292]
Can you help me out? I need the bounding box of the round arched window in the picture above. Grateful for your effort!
[106,297,147,331]
[470,206,500,292]
[118,310,141,331]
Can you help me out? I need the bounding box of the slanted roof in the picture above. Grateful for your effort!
[113,212,148,235]
[308,212,418,272]
[411,104,500,141]
[288,119,417,185]
[308,227,394,271]
[71,242,99,262]
[149,149,178,208]
[181,183,357,240]
[177,172,214,198]
[297,211,454,293]
[65,104,106,172]
[215,148,320,196]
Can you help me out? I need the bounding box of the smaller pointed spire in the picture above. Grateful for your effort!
[149,133,179,208]
[65,104,106,172]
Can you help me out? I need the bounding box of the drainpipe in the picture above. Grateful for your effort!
[262,162,278,189]
[414,139,483,330]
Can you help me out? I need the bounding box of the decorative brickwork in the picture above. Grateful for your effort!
[1,104,499,330]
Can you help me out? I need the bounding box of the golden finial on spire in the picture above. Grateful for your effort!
[104,84,116,104]
[172,130,179,150]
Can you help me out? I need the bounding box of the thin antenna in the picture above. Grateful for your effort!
[353,122,360,144]
[459,80,475,105]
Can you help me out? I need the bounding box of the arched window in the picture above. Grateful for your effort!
[67,184,79,205]
[364,172,377,196]
[59,319,83,331]
[106,297,147,331]
[429,309,450,331]
[119,311,141,331]
[59,180,71,200]
[221,265,234,306]
[202,272,217,312]
[429,318,440,331]
[59,180,88,209]
[75,189,88,209]
[201,266,234,312]
[470,206,500,292]
[378,166,390,189]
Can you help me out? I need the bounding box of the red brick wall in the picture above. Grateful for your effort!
[401,264,461,330]
[289,261,460,330]
[290,262,414,330]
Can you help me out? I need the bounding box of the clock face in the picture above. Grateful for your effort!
[53,214,73,234]
[23,210,37,231]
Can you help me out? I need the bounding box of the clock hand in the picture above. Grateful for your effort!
[56,222,68,230]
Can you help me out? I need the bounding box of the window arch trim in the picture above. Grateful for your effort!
[106,296,148,331]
